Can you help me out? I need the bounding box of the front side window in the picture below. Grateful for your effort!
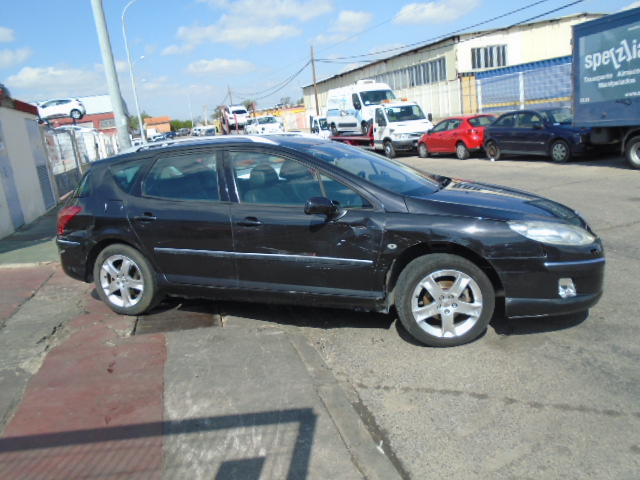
[143,152,219,201]
[431,120,449,133]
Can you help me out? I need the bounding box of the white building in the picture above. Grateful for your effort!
[303,13,603,122]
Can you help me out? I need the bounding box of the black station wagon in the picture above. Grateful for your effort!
[57,135,605,347]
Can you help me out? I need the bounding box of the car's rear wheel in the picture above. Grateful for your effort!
[485,140,501,161]
[395,254,495,347]
[330,124,339,137]
[94,244,160,315]
[550,139,571,163]
[384,141,396,158]
[70,109,83,120]
[417,142,429,158]
[456,142,470,160]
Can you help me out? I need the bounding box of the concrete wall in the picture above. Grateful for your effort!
[0,104,51,238]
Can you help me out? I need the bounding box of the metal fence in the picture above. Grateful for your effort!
[44,129,118,198]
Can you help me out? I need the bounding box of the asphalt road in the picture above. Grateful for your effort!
[225,151,640,479]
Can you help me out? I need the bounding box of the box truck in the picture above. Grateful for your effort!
[572,7,640,168]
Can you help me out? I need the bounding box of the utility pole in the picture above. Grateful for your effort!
[228,85,233,105]
[311,46,320,116]
[90,0,131,149]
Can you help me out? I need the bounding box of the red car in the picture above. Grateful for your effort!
[418,114,495,159]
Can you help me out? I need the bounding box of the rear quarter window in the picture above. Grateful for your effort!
[110,159,149,193]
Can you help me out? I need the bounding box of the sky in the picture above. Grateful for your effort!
[1,0,640,123]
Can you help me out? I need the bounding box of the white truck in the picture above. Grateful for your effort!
[310,116,331,139]
[331,100,433,158]
[326,79,397,135]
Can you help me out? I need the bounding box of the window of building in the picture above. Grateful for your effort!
[471,45,507,70]
[99,118,116,129]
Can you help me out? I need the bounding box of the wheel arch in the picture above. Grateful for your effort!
[85,238,148,283]
[385,241,504,308]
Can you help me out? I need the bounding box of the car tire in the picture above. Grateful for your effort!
[417,142,429,158]
[70,109,83,120]
[384,141,396,158]
[624,135,640,169]
[485,141,501,161]
[395,254,495,347]
[361,121,370,135]
[456,142,470,160]
[550,139,571,163]
[93,244,161,316]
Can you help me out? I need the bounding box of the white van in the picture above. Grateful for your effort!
[326,79,396,135]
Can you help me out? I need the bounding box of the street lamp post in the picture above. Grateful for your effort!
[122,0,146,143]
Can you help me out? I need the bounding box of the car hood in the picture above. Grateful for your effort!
[405,177,585,226]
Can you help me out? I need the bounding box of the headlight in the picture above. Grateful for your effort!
[508,220,596,246]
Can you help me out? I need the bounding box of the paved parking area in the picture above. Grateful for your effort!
[290,152,640,479]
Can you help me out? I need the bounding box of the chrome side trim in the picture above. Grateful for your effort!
[155,248,373,266]
[56,239,82,247]
[544,257,605,268]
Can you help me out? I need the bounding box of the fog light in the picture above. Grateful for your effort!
[558,278,577,298]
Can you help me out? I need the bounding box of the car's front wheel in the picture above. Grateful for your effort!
[624,135,640,169]
[93,244,160,315]
[384,141,396,158]
[70,109,83,120]
[417,142,429,158]
[550,139,571,163]
[485,140,501,161]
[395,254,495,347]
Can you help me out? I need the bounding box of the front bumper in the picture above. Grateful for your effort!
[494,255,605,318]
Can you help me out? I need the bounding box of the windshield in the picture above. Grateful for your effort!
[359,89,396,105]
[258,116,277,124]
[539,108,572,125]
[318,118,328,130]
[385,104,426,122]
[300,142,440,198]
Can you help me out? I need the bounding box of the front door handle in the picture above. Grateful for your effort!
[134,213,157,222]
[236,217,263,227]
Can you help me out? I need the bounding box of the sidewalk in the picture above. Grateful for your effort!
[0,210,400,479]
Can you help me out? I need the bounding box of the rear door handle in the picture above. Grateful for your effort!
[236,217,263,227]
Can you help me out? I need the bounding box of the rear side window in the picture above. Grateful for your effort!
[110,159,149,193]
[143,152,220,201]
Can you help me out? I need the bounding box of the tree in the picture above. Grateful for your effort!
[129,111,150,132]
[243,99,256,112]
[280,96,291,107]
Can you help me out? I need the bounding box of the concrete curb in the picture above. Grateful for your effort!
[287,333,402,480]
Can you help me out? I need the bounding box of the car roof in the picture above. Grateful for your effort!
[96,133,327,166]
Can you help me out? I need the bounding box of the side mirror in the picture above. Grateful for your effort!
[428,113,433,122]
[304,197,336,216]
[353,100,362,110]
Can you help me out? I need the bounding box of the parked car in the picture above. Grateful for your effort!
[177,128,191,136]
[483,108,590,163]
[246,115,284,135]
[56,135,604,347]
[37,98,86,120]
[417,114,495,159]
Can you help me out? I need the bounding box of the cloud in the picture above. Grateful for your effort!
[332,10,373,33]
[621,1,640,9]
[186,58,255,75]
[165,0,332,52]
[393,0,481,25]
[0,47,32,68]
[0,27,15,43]
[314,10,373,44]
[5,66,106,98]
